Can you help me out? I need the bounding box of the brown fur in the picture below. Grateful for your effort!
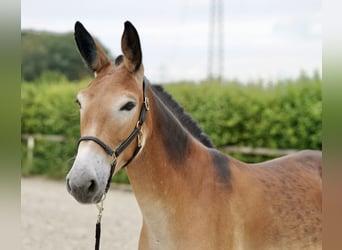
[126,108,322,250]
[74,21,322,250]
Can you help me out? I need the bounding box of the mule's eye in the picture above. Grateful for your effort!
[120,101,136,111]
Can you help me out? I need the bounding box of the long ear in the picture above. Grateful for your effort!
[121,21,142,73]
[74,21,110,73]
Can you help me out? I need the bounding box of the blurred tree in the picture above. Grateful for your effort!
[21,30,113,82]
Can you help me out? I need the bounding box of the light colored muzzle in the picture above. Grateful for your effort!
[66,144,111,204]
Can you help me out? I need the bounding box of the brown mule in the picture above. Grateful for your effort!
[66,21,322,250]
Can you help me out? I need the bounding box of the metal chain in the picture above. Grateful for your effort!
[96,193,106,223]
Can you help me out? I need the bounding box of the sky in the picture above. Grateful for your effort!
[21,0,321,83]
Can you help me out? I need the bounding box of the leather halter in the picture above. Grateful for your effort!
[77,79,149,192]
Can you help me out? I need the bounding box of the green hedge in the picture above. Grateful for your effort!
[165,77,321,162]
[21,75,321,181]
[165,76,322,150]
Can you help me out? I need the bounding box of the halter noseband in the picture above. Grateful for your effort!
[77,79,149,192]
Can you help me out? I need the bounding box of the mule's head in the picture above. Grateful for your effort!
[66,21,146,203]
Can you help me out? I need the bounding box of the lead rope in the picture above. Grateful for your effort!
[95,194,106,250]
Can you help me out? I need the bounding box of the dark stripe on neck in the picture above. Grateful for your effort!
[151,85,214,148]
[209,149,231,184]
[152,90,189,165]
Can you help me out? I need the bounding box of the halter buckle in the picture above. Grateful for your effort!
[144,97,150,110]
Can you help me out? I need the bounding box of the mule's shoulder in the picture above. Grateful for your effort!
[208,148,231,185]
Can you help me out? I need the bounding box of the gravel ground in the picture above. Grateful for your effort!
[21,177,142,250]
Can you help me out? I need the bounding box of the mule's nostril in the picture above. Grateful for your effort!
[66,178,71,192]
[66,175,99,203]
[88,180,97,193]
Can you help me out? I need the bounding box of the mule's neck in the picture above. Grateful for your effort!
[125,87,212,204]
[124,86,235,250]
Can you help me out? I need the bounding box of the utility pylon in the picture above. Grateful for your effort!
[207,0,224,82]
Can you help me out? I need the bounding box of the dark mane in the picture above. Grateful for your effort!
[150,84,214,148]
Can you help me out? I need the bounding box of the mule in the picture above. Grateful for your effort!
[66,21,322,250]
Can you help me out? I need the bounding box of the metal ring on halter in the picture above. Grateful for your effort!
[136,120,142,129]
[111,152,117,167]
